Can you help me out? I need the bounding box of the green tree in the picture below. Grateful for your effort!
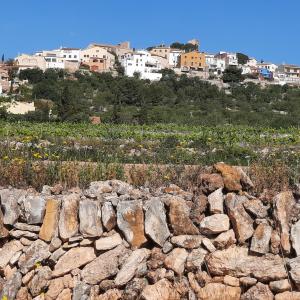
[237,53,249,65]
[222,66,244,83]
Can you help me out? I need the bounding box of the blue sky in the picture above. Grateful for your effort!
[1,0,299,64]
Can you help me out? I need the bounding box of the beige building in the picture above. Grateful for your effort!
[150,46,183,68]
[15,54,47,71]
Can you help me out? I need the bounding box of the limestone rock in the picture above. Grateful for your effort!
[243,199,268,218]
[57,288,72,300]
[168,197,199,235]
[200,173,224,194]
[190,194,207,224]
[52,247,96,277]
[95,233,123,251]
[39,199,61,242]
[273,191,296,254]
[208,188,224,214]
[79,199,103,237]
[0,208,9,238]
[214,162,242,192]
[115,248,150,286]
[214,229,236,249]
[0,240,23,269]
[269,279,291,293]
[59,194,79,241]
[22,195,47,224]
[250,223,272,254]
[207,246,287,281]
[275,291,300,300]
[239,277,257,287]
[18,239,51,274]
[291,220,300,256]
[197,283,241,300]
[102,202,117,231]
[270,230,281,255]
[28,266,52,297]
[164,248,188,275]
[170,235,203,249]
[73,282,91,300]
[202,237,216,253]
[10,229,38,239]
[144,198,170,247]
[225,193,254,243]
[199,214,230,235]
[141,279,181,300]
[241,282,274,300]
[0,189,20,225]
[50,248,66,263]
[81,244,129,285]
[14,222,40,232]
[0,271,22,300]
[288,256,300,289]
[224,275,240,287]
[117,200,147,248]
[16,287,31,300]
[86,181,112,198]
[186,248,207,271]
[46,278,65,299]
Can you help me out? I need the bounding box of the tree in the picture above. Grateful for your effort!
[222,66,244,83]
[237,53,249,65]
[19,68,44,84]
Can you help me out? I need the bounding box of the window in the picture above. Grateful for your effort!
[96,50,99,53]
[74,55,77,58]
[69,55,71,58]
[64,55,66,58]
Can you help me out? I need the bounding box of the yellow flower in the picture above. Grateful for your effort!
[3,156,9,160]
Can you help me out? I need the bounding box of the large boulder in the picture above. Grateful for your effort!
[39,198,61,242]
[79,199,103,237]
[21,194,47,224]
[52,247,96,277]
[225,193,254,243]
[117,200,147,248]
[59,194,79,241]
[144,198,170,247]
[273,191,296,254]
[207,246,287,282]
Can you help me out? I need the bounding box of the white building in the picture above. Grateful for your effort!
[216,52,238,67]
[35,50,65,69]
[59,47,81,62]
[121,50,162,81]
[257,62,278,73]
[246,58,258,67]
[168,49,182,68]
[205,54,226,75]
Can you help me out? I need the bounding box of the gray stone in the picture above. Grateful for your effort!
[186,248,207,271]
[86,181,112,198]
[79,199,103,237]
[82,244,130,285]
[73,282,91,300]
[250,223,272,254]
[208,188,224,214]
[18,239,51,274]
[14,222,41,232]
[9,251,22,266]
[10,229,38,239]
[269,279,291,293]
[115,248,150,286]
[225,193,254,243]
[53,247,96,277]
[28,266,52,297]
[95,233,123,251]
[288,256,300,289]
[102,202,117,231]
[291,220,300,256]
[50,248,66,263]
[49,237,62,252]
[144,198,170,247]
[59,194,79,241]
[243,199,268,219]
[199,214,230,235]
[0,271,22,300]
[0,240,23,269]
[207,246,287,282]
[117,200,147,248]
[22,195,47,224]
[0,189,21,225]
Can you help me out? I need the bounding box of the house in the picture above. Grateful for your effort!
[205,54,226,75]
[86,42,132,60]
[15,54,47,71]
[215,52,238,67]
[259,68,273,80]
[180,51,206,71]
[246,58,258,67]
[257,62,278,73]
[80,45,115,72]
[120,50,162,81]
[150,46,183,68]
[59,47,80,63]
[278,64,300,78]
[35,50,65,69]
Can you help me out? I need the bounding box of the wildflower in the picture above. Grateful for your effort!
[3,156,9,160]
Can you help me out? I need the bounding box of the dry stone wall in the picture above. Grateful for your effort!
[0,162,300,299]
